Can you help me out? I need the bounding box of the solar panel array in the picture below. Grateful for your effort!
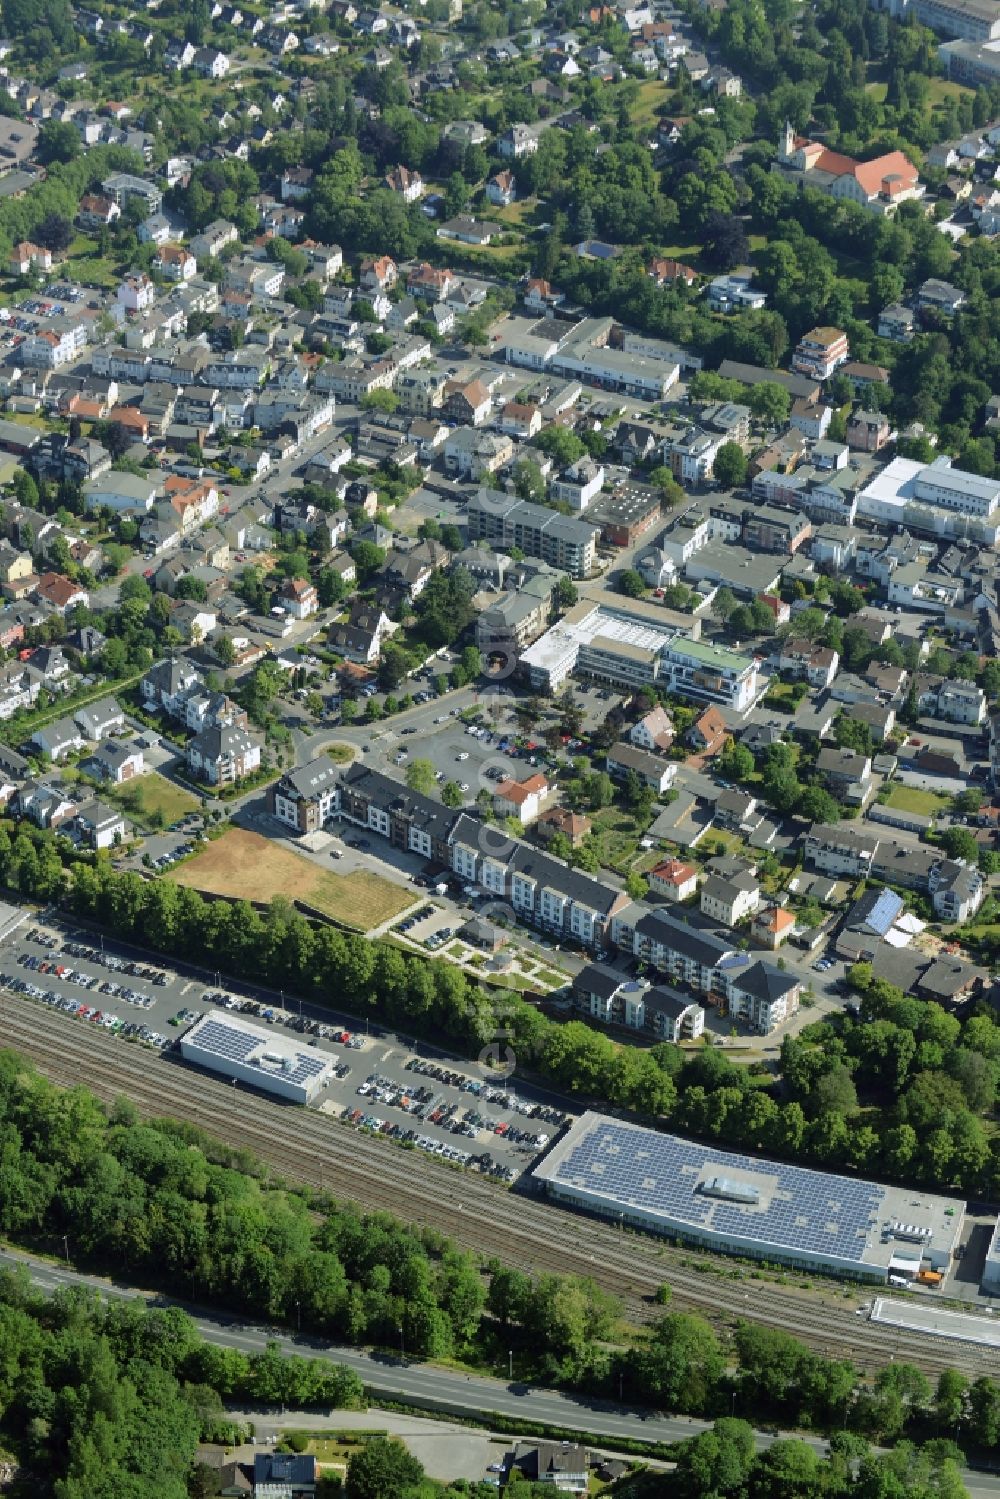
[189,1018,327,1088]
[192,1018,258,1063]
[554,1122,885,1265]
[256,1050,327,1086]
[865,888,903,936]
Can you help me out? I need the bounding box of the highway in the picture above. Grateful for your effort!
[6,1245,1000,1496]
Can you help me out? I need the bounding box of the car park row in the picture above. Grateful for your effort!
[4,971,173,1050]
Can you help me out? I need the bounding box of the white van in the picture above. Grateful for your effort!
[887,1275,910,1288]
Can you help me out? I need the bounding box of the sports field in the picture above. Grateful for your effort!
[170,827,412,930]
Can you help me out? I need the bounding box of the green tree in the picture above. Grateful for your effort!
[557,577,578,609]
[512,456,546,503]
[345,1436,424,1499]
[713,442,748,489]
[618,569,646,598]
[711,586,737,623]
[406,759,436,796]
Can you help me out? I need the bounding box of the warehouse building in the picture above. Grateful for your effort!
[534,1112,964,1282]
[180,1012,334,1104]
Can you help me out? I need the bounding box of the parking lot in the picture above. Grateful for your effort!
[366,704,583,810]
[338,1051,570,1183]
[0,917,572,1181]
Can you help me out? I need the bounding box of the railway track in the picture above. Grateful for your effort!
[2,996,996,1380]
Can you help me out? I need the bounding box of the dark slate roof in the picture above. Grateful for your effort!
[635,908,733,967]
[733,960,799,1001]
[574,961,629,1000]
[643,984,701,1019]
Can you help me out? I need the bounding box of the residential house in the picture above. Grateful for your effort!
[359,256,397,292]
[9,241,52,276]
[606,742,676,795]
[186,725,261,786]
[707,269,765,313]
[728,961,800,1033]
[878,303,916,342]
[33,572,88,613]
[777,639,840,689]
[329,603,393,665]
[648,257,697,288]
[496,401,542,439]
[751,904,795,949]
[444,378,492,426]
[917,278,966,318]
[494,771,549,825]
[70,799,127,850]
[551,457,604,512]
[687,706,727,755]
[252,1453,317,1498]
[82,739,143,785]
[536,806,592,848]
[804,822,879,877]
[816,746,872,804]
[280,578,318,620]
[30,716,85,761]
[270,758,340,834]
[486,170,516,207]
[74,697,125,741]
[791,326,850,382]
[929,859,985,923]
[649,858,698,901]
[848,408,891,452]
[153,243,196,282]
[700,870,760,927]
[384,165,423,202]
[443,428,514,480]
[630,705,674,753]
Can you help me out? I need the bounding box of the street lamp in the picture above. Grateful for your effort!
[508,1349,513,1380]
[295,1300,301,1335]
[398,1324,405,1358]
[62,1235,69,1266]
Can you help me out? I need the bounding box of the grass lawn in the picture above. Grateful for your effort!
[927,77,973,103]
[170,827,413,931]
[2,410,49,428]
[115,773,200,829]
[881,784,950,816]
[325,743,356,765]
[493,197,539,229]
[633,77,669,130]
[699,828,746,858]
[763,681,807,712]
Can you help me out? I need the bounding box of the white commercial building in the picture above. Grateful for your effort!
[521,602,760,707]
[857,455,1000,543]
[534,1111,965,1282]
[180,1013,333,1103]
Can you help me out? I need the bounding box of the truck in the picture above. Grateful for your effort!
[916,1269,943,1288]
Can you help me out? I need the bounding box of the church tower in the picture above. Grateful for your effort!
[780,119,795,161]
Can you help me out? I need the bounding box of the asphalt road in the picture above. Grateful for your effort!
[6,1246,1000,1494]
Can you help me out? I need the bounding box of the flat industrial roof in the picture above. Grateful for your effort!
[871,1297,1000,1348]
[534,1111,963,1273]
[182,1012,330,1090]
